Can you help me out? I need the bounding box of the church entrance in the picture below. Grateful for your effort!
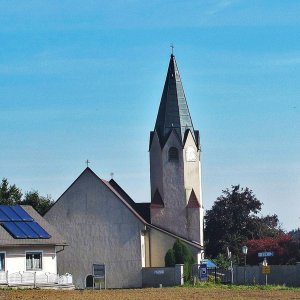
[85,275,93,289]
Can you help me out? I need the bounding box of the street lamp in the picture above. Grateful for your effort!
[242,245,248,284]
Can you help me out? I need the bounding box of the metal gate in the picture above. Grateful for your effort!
[192,264,233,284]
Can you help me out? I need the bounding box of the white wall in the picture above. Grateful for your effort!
[0,245,57,274]
[45,169,145,289]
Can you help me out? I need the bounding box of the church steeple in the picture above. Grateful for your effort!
[154,54,199,148]
[149,54,204,248]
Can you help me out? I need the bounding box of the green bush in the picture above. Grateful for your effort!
[165,249,176,267]
[165,239,195,281]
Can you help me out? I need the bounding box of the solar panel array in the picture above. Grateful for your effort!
[0,205,51,239]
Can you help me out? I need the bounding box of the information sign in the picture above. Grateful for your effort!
[93,264,105,278]
[262,266,271,274]
[199,263,208,281]
[258,251,274,258]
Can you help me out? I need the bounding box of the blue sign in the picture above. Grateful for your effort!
[258,251,274,258]
[199,263,208,281]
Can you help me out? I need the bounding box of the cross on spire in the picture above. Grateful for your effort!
[170,43,174,55]
[86,159,90,167]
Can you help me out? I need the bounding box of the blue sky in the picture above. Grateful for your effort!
[0,1,299,230]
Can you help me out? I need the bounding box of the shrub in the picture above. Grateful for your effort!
[165,239,195,281]
[165,249,176,267]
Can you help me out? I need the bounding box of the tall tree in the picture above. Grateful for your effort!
[0,178,22,205]
[204,185,281,258]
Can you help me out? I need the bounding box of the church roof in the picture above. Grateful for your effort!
[108,179,151,223]
[50,167,202,250]
[154,54,196,146]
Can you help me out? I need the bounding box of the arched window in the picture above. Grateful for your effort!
[168,147,179,162]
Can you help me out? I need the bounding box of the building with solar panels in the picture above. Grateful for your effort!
[44,54,204,289]
[0,205,67,280]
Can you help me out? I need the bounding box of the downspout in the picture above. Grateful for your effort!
[148,227,152,267]
[56,245,65,253]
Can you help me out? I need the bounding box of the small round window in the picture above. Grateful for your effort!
[168,147,179,162]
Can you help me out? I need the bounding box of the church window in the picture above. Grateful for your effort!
[168,147,179,162]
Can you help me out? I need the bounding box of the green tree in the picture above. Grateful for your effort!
[205,185,281,259]
[165,249,176,267]
[165,239,195,281]
[0,178,22,205]
[213,253,231,269]
[22,191,53,216]
[0,178,53,215]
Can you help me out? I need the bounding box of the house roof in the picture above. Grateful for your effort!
[0,206,67,247]
[152,54,198,148]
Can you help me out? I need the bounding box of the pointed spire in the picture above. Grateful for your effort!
[154,54,196,146]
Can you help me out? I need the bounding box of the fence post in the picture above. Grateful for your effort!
[34,271,36,288]
[6,271,8,284]
[175,264,184,286]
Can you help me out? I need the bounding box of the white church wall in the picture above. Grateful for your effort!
[149,131,163,200]
[45,169,145,289]
[151,131,188,240]
[149,228,200,267]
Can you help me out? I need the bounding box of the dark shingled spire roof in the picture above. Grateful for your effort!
[154,54,197,146]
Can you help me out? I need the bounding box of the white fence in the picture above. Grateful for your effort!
[0,271,72,287]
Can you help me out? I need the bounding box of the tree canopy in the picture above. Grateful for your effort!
[0,178,22,205]
[0,178,54,216]
[204,185,282,259]
[247,233,300,265]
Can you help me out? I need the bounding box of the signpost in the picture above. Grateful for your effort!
[199,263,208,281]
[262,265,271,274]
[261,257,271,285]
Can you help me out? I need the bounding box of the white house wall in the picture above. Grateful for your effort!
[0,245,57,274]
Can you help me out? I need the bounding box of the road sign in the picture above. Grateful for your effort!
[262,265,271,274]
[258,251,274,258]
[199,263,208,281]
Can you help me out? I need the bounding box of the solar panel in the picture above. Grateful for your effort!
[0,208,11,222]
[2,222,27,238]
[14,221,39,239]
[11,205,34,221]
[0,205,51,239]
[0,206,22,221]
[27,222,51,239]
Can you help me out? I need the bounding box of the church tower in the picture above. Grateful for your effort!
[149,54,204,246]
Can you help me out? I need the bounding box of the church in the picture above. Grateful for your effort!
[44,53,204,288]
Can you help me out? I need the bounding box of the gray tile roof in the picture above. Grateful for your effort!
[0,206,67,246]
